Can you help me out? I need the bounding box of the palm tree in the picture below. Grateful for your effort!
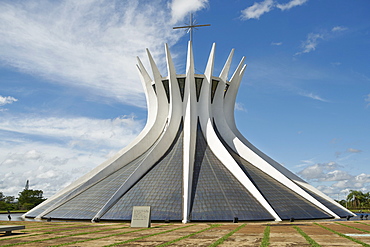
[364,192,370,208]
[347,190,364,209]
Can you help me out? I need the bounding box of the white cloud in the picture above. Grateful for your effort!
[299,92,328,102]
[296,26,348,55]
[0,0,187,108]
[332,26,347,32]
[0,114,143,150]
[354,173,370,184]
[336,148,362,158]
[271,42,283,46]
[0,96,18,106]
[298,162,340,180]
[347,148,362,153]
[295,33,324,55]
[241,0,275,20]
[169,0,209,23]
[235,102,247,112]
[324,170,352,182]
[241,0,308,20]
[298,162,370,199]
[276,0,308,11]
[0,114,144,197]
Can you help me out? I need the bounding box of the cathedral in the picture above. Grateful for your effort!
[24,42,353,222]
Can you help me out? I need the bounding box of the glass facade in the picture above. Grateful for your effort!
[162,80,170,103]
[189,123,274,221]
[177,78,185,101]
[43,155,146,219]
[213,123,333,220]
[24,199,64,218]
[195,77,203,102]
[101,125,184,221]
[232,153,332,220]
[211,79,219,103]
[297,185,351,218]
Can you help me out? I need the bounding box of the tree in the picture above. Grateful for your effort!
[17,189,46,210]
[346,190,370,209]
[0,192,16,210]
[4,196,15,204]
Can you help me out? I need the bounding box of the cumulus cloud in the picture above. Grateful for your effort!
[276,0,308,11]
[0,96,18,106]
[298,162,340,180]
[169,0,209,23]
[0,0,187,108]
[0,115,143,150]
[0,114,144,197]
[298,162,370,199]
[326,174,370,191]
[324,170,352,182]
[241,0,275,20]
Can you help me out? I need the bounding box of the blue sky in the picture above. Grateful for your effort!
[0,0,369,200]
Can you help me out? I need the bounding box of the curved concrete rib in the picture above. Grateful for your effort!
[93,46,182,221]
[182,41,198,223]
[219,49,234,82]
[31,48,171,220]
[198,45,281,221]
[214,55,340,219]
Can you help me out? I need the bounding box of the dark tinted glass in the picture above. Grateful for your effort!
[189,123,274,221]
[297,185,351,218]
[102,124,184,221]
[177,77,185,101]
[195,77,203,102]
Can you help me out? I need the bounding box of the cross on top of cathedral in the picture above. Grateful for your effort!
[173,13,210,42]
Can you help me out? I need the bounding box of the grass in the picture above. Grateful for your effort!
[208,224,246,247]
[0,232,48,242]
[350,209,370,213]
[356,221,370,226]
[49,225,171,247]
[315,223,370,247]
[260,225,270,247]
[0,223,129,243]
[293,226,321,247]
[102,224,194,247]
[335,222,370,233]
[157,224,221,247]
[0,224,143,247]
[0,210,28,214]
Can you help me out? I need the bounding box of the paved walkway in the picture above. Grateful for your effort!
[1,220,370,246]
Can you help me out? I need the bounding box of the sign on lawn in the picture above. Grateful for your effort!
[131,206,151,227]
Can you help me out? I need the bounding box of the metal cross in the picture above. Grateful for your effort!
[173,13,210,42]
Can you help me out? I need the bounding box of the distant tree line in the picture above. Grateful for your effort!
[336,190,370,210]
[0,189,46,211]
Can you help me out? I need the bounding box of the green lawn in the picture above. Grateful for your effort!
[0,210,28,214]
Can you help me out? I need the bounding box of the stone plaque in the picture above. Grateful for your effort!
[131,206,151,227]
